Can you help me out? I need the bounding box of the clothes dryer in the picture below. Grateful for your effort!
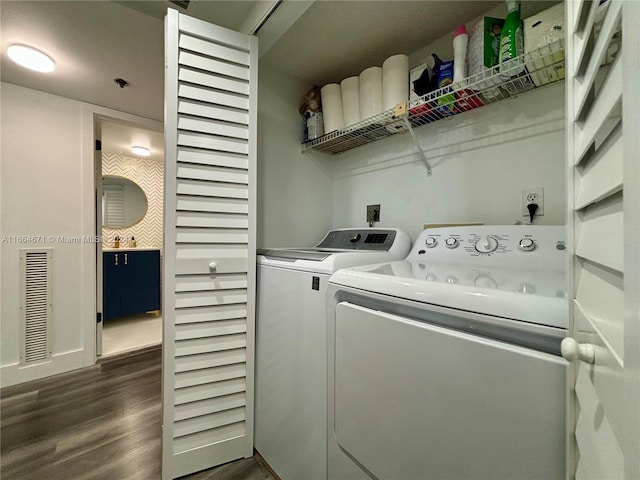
[255,228,411,480]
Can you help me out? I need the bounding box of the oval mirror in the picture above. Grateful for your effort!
[102,176,147,228]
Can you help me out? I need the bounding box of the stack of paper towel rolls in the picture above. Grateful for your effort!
[321,53,409,133]
[320,83,344,133]
[358,54,409,120]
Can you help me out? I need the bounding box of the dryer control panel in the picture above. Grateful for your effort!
[317,229,397,251]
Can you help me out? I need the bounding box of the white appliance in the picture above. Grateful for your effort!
[327,225,568,480]
[255,228,412,480]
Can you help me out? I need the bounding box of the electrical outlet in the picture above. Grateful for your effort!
[522,188,544,216]
[367,204,380,224]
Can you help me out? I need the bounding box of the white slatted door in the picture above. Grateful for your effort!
[163,9,257,479]
[565,1,639,479]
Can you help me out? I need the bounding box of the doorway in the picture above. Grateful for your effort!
[95,117,164,357]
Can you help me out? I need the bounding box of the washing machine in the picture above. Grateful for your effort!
[327,225,568,480]
[255,228,412,480]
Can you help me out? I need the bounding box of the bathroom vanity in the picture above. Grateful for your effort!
[102,248,160,321]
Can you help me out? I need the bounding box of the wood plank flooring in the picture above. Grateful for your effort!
[1,346,274,480]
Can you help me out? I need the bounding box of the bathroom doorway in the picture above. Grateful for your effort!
[96,117,164,357]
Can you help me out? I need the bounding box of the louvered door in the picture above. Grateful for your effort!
[564,1,639,479]
[162,10,257,479]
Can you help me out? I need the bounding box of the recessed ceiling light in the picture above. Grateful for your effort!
[131,146,151,157]
[7,44,55,73]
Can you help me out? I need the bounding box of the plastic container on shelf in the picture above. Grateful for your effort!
[498,0,525,78]
[452,25,469,86]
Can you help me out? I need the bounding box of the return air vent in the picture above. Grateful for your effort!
[20,249,53,364]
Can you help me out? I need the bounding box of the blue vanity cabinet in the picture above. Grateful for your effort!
[103,249,160,321]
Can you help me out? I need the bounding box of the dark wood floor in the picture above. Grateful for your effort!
[1,346,274,480]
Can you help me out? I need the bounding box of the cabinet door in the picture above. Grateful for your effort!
[162,9,257,479]
[102,251,121,321]
[122,250,160,316]
[565,1,640,479]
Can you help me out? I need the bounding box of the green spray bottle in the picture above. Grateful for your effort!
[498,0,524,77]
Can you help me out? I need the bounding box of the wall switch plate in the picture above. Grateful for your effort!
[367,204,380,224]
[522,188,544,216]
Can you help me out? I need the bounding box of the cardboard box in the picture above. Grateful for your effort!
[410,63,429,102]
[468,17,505,77]
[524,3,565,87]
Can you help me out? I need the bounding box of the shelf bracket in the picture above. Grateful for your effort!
[401,114,432,176]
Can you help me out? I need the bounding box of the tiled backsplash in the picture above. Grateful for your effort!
[102,153,163,250]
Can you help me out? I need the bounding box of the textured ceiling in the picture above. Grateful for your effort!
[261,1,501,86]
[1,0,559,146]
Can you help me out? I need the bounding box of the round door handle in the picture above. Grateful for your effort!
[561,337,595,364]
[209,262,217,270]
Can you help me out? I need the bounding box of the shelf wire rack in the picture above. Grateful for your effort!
[302,39,566,156]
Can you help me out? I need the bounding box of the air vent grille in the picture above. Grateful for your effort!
[21,249,53,364]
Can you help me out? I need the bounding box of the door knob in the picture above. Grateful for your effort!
[561,337,595,364]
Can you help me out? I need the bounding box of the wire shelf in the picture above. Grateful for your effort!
[302,39,566,155]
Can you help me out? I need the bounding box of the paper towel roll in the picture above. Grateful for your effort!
[382,54,409,111]
[359,66,383,120]
[340,76,360,127]
[320,83,344,133]
[382,54,409,110]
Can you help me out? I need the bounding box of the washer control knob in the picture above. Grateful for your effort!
[425,237,438,248]
[446,276,458,284]
[445,237,459,249]
[350,233,361,243]
[518,238,536,252]
[474,236,499,253]
[426,273,437,282]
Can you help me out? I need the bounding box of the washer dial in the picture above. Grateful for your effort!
[425,237,438,248]
[474,236,499,253]
[518,238,536,251]
[445,237,459,249]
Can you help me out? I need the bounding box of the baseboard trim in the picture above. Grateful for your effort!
[98,343,161,364]
[0,349,85,388]
[254,449,282,480]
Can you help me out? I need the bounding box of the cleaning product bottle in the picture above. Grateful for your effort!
[498,0,524,78]
[452,25,469,86]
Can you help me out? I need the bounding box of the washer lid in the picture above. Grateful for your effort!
[329,260,568,330]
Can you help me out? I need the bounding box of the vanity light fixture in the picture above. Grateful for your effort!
[131,146,151,157]
[7,44,55,73]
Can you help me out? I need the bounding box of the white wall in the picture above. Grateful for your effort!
[0,83,161,387]
[326,1,566,242]
[257,62,334,248]
[331,83,566,241]
[1,83,89,385]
